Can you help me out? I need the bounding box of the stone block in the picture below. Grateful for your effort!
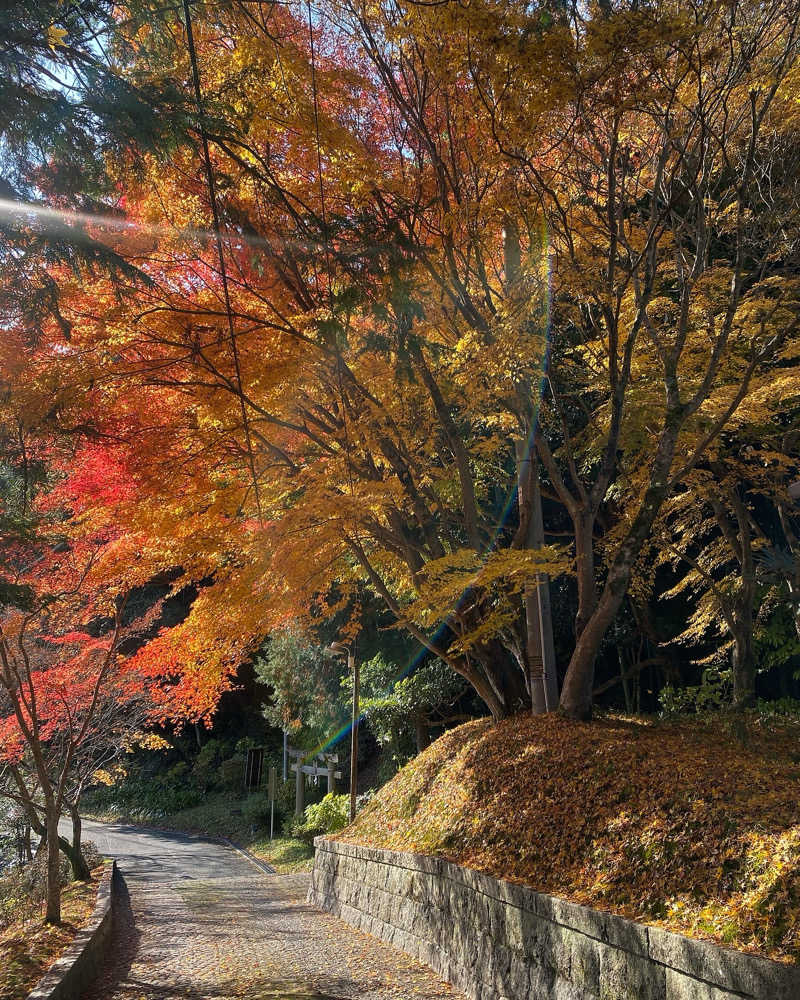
[552,972,596,1000]
[527,957,557,1000]
[501,903,525,954]
[487,896,509,941]
[496,879,535,913]
[650,927,800,1000]
[520,908,561,967]
[566,931,601,994]
[504,954,532,998]
[664,968,738,1000]
[599,943,666,1000]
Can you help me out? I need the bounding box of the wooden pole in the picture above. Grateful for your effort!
[268,766,276,841]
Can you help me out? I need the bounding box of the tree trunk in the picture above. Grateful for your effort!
[560,581,624,719]
[732,630,756,709]
[618,648,633,713]
[65,805,91,881]
[725,486,757,710]
[574,513,598,640]
[414,711,430,753]
[453,634,531,720]
[44,803,61,924]
[531,472,559,710]
[561,413,684,719]
[55,834,90,881]
[472,639,531,718]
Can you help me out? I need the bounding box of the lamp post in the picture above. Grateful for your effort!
[327,641,359,823]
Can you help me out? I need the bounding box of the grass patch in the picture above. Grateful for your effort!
[341,713,800,962]
[0,873,100,1000]
[247,836,315,873]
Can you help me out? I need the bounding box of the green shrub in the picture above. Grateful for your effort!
[162,761,189,785]
[219,755,244,791]
[659,668,731,716]
[191,739,224,790]
[288,793,350,844]
[85,778,203,820]
[81,840,104,872]
[0,853,71,930]
[242,793,270,828]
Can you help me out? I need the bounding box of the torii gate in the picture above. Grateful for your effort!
[287,747,341,815]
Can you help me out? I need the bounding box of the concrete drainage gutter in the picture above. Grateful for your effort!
[27,859,116,1000]
[309,838,800,1000]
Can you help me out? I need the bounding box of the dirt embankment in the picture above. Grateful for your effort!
[339,713,800,963]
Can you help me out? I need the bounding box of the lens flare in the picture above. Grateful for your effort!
[0,197,270,251]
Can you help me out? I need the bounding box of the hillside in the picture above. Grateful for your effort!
[338,714,800,962]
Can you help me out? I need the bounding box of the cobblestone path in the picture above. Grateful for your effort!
[80,821,462,1000]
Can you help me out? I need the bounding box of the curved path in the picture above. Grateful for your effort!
[77,819,461,1000]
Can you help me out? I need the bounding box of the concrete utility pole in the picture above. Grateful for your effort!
[529,453,559,712]
[506,219,558,713]
[516,439,546,714]
[295,760,304,816]
[327,641,359,823]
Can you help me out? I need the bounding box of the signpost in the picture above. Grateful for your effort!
[268,766,276,841]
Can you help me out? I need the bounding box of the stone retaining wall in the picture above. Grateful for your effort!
[27,859,116,1000]
[309,839,800,1000]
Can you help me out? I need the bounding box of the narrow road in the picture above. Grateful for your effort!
[75,819,461,1000]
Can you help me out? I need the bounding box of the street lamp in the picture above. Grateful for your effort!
[327,641,359,823]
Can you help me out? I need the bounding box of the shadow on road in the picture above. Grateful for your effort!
[84,867,345,1000]
[83,866,140,999]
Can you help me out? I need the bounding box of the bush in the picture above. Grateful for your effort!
[81,840,104,872]
[0,852,70,930]
[242,793,270,829]
[85,777,203,820]
[219,755,244,791]
[659,667,730,716]
[288,793,350,844]
[191,739,224,790]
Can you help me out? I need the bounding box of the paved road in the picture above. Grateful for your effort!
[74,819,461,1000]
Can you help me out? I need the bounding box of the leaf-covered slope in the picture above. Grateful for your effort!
[339,715,800,962]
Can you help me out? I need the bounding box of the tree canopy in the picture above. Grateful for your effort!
[0,0,798,737]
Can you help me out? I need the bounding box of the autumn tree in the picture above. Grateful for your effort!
[8,0,800,726]
[0,580,128,923]
[356,654,470,757]
[657,379,800,708]
[450,0,800,715]
[22,0,566,719]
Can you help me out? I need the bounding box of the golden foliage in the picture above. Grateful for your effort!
[343,715,800,961]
